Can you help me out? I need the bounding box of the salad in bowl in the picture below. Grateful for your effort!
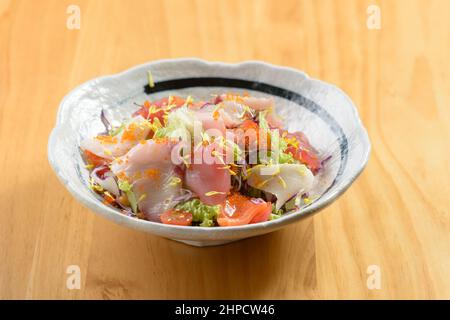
[48,59,370,246]
[81,91,322,227]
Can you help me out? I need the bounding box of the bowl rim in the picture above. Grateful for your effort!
[48,58,371,237]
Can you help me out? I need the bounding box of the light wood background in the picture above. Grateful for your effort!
[0,0,449,300]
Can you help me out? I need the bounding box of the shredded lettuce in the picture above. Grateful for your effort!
[258,111,294,164]
[271,203,285,220]
[279,151,295,164]
[175,198,219,227]
[258,111,269,130]
[260,150,295,165]
[270,213,281,220]
[269,196,298,220]
[221,136,243,162]
[230,140,243,162]
[270,202,283,220]
[154,106,196,144]
[153,126,169,138]
[284,196,297,211]
[109,124,125,136]
[118,180,138,213]
[216,136,243,163]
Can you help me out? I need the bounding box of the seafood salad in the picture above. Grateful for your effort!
[81,91,322,227]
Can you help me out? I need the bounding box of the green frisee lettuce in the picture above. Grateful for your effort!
[175,198,219,227]
[118,180,138,213]
[258,111,296,164]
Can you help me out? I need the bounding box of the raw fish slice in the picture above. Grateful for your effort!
[266,110,283,128]
[241,96,274,111]
[110,138,175,175]
[80,116,151,159]
[90,166,120,196]
[110,139,182,220]
[133,169,181,221]
[199,101,248,128]
[219,94,274,111]
[185,143,231,205]
[194,110,226,135]
[219,101,248,127]
[246,163,314,210]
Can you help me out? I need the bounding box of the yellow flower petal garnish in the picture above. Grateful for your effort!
[147,70,155,88]
[168,176,182,187]
[205,191,226,197]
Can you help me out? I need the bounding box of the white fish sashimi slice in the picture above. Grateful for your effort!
[198,102,247,128]
[194,110,226,135]
[216,95,278,128]
[219,94,274,111]
[219,101,247,127]
[80,116,151,159]
[91,170,120,196]
[110,139,182,221]
[110,138,174,174]
[266,110,283,128]
[246,163,314,210]
[133,169,181,221]
[242,96,274,111]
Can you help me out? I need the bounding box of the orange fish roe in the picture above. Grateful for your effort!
[132,171,143,180]
[212,109,220,120]
[212,104,223,120]
[153,137,170,144]
[117,171,127,180]
[96,135,118,144]
[144,168,160,180]
[121,123,138,142]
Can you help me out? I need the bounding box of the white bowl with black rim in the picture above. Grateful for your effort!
[48,58,370,247]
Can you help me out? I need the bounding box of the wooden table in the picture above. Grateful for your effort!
[1,0,449,299]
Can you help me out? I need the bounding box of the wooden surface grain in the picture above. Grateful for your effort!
[0,0,449,299]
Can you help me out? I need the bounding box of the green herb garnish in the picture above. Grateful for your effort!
[118,180,138,213]
[175,199,220,227]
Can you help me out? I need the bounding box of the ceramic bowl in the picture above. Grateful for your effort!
[48,58,370,247]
